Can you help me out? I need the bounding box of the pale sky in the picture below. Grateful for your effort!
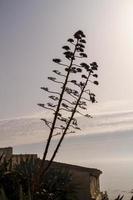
[1,0,133,120]
[1,1,133,192]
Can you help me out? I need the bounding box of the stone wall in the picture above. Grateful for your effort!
[46,161,102,200]
[0,147,37,166]
[0,147,102,200]
[90,175,101,199]
[12,154,38,166]
[0,147,13,161]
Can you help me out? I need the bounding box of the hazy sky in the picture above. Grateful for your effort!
[1,1,133,192]
[1,0,133,120]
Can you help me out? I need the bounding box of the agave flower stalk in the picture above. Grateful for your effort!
[35,30,99,191]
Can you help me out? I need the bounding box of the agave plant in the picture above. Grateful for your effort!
[43,168,79,200]
[14,158,78,200]
[0,154,32,200]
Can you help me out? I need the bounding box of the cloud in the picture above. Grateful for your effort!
[1,99,133,147]
[1,104,133,147]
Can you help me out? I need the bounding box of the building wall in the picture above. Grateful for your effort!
[70,168,92,200]
[0,147,13,161]
[0,147,37,166]
[48,161,102,200]
[90,175,101,199]
[0,147,102,200]
[12,154,38,166]
[65,169,101,200]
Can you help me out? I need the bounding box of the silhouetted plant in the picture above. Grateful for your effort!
[0,154,20,200]
[0,156,78,200]
[36,30,99,190]
[42,168,78,200]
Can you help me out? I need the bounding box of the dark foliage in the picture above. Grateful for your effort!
[0,156,78,200]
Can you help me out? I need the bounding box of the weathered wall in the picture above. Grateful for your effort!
[90,175,101,199]
[0,147,37,166]
[0,147,102,200]
[12,154,38,166]
[0,147,13,161]
[47,161,102,200]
